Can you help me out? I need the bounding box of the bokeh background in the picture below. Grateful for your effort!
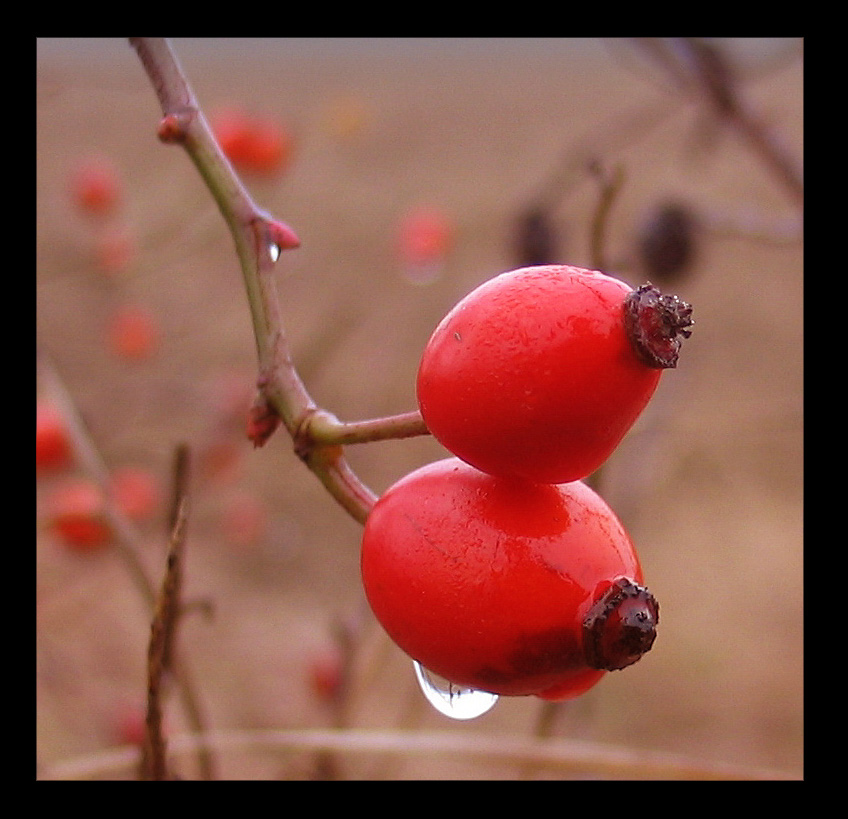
[36,38,803,780]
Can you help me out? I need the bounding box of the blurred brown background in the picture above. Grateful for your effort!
[36,38,803,779]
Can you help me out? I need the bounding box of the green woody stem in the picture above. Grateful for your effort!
[129,38,428,524]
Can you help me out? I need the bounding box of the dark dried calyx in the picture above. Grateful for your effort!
[624,283,694,369]
[583,577,659,671]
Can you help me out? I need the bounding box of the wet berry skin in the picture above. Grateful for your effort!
[360,457,658,700]
[416,264,692,484]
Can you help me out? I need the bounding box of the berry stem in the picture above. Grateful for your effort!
[305,409,430,447]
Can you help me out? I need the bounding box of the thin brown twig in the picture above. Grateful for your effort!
[633,38,803,207]
[37,354,216,779]
[141,496,189,780]
[42,727,801,781]
[587,161,626,272]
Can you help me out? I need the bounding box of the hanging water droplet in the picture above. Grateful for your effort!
[268,243,281,263]
[413,661,498,720]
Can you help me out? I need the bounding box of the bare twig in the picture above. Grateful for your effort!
[633,38,803,206]
[587,161,626,271]
[37,355,216,779]
[128,38,312,436]
[140,446,217,781]
[141,496,189,780]
[37,350,157,608]
[42,727,800,781]
[129,37,421,525]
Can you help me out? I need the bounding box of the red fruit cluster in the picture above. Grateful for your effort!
[362,265,692,702]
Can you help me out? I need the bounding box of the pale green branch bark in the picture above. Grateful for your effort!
[129,37,427,523]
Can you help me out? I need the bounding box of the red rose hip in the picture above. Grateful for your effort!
[360,457,659,700]
[416,264,693,484]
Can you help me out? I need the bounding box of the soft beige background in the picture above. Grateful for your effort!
[37,38,802,779]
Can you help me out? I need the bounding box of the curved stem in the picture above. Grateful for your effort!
[307,409,430,447]
[130,38,403,525]
[129,38,314,436]
[302,444,378,526]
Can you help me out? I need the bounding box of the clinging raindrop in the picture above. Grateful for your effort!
[413,661,498,720]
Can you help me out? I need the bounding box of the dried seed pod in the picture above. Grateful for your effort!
[513,206,560,266]
[583,577,660,671]
[637,201,698,284]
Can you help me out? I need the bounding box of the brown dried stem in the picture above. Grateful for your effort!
[43,727,800,781]
[634,38,803,207]
[588,161,626,271]
[37,353,215,779]
[140,496,189,781]
[141,445,217,781]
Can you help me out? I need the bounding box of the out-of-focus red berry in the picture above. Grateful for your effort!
[110,466,162,522]
[112,704,147,747]
[398,205,454,268]
[37,401,73,473]
[69,155,122,216]
[308,649,344,703]
[108,304,160,362]
[47,478,112,551]
[211,106,293,176]
[220,490,268,548]
[198,438,244,485]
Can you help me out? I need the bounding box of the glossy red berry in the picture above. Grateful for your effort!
[360,457,658,700]
[416,264,693,484]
